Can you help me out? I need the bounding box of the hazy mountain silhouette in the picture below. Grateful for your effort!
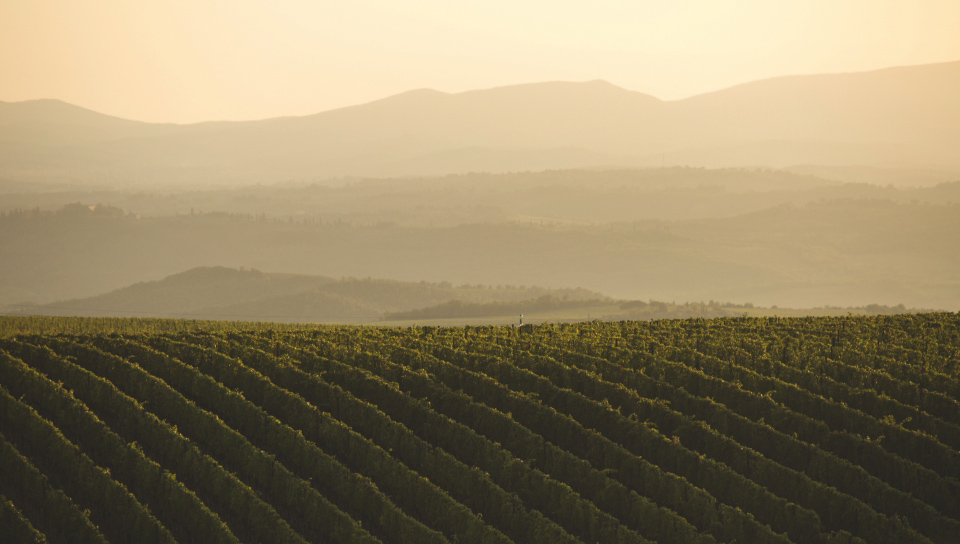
[2,61,959,185]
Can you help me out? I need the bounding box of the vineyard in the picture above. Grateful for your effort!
[0,314,958,543]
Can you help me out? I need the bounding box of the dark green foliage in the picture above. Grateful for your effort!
[0,312,957,543]
[0,436,105,544]
[0,344,240,544]
[0,493,47,544]
[0,383,176,544]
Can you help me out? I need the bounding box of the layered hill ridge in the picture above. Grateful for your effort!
[24,266,604,322]
[3,61,959,185]
[2,178,958,310]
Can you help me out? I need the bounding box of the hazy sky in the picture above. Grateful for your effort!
[3,1,959,123]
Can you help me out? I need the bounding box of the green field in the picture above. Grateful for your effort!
[1,313,958,543]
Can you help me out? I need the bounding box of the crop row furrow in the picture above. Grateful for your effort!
[0,432,106,544]
[0,379,176,544]
[688,333,960,441]
[177,333,575,544]
[509,344,951,543]
[38,337,316,544]
[0,341,241,544]
[109,335,445,544]
[428,343,888,544]
[700,327,960,423]
[599,342,960,516]
[88,336,381,544]
[650,343,960,483]
[281,333,713,544]
[17,338,289,544]
[146,334,518,544]
[0,492,47,544]
[537,340,960,534]
[376,341,794,544]
[245,336,652,544]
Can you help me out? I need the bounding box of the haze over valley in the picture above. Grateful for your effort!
[2,164,958,317]
[3,63,960,318]
[3,1,959,321]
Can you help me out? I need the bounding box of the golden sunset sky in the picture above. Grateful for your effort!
[3,1,959,123]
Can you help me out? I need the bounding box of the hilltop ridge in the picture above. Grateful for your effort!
[3,61,959,186]
[15,266,603,322]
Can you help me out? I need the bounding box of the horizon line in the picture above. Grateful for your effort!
[3,58,958,126]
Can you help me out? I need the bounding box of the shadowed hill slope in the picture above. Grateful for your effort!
[22,266,603,322]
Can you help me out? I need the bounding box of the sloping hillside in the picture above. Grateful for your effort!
[2,191,957,311]
[1,313,958,543]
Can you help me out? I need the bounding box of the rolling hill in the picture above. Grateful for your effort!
[2,190,957,311]
[3,61,959,186]
[13,266,603,322]
[0,313,958,542]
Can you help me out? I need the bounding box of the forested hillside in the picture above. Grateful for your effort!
[1,313,958,543]
[3,182,958,310]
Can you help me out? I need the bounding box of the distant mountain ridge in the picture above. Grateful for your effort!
[2,61,959,185]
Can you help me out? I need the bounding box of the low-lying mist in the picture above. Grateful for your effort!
[2,168,957,316]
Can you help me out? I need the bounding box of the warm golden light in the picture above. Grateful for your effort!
[2,1,959,123]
